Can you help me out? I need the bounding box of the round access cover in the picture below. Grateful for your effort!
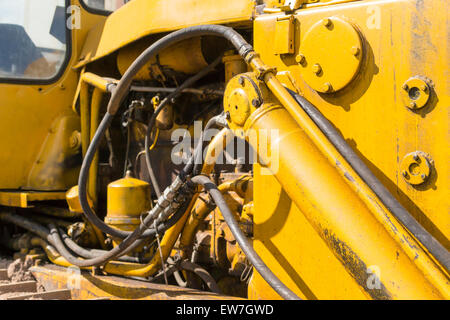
[298,17,363,93]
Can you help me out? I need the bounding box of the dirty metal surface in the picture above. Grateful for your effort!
[31,264,242,300]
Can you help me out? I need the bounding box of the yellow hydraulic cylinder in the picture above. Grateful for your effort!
[243,103,447,299]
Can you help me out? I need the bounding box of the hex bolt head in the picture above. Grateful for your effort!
[402,170,409,178]
[323,18,332,27]
[296,54,306,64]
[402,83,409,91]
[312,63,322,75]
[322,82,332,92]
[409,101,417,109]
[413,154,420,161]
[351,46,360,56]
[420,84,428,92]
[238,77,245,86]
[421,174,426,180]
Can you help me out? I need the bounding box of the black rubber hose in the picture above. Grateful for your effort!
[60,229,145,263]
[289,90,450,272]
[178,260,222,294]
[106,25,252,116]
[57,203,187,262]
[45,199,191,267]
[0,211,175,267]
[78,25,253,240]
[77,113,187,240]
[190,175,301,300]
[144,55,223,198]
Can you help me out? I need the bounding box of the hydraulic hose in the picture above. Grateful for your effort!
[289,91,450,272]
[57,203,187,263]
[78,25,252,240]
[45,198,191,268]
[0,210,166,265]
[190,175,301,300]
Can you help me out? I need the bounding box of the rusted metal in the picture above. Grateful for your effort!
[0,269,7,281]
[0,281,37,294]
[31,264,242,300]
[6,289,72,300]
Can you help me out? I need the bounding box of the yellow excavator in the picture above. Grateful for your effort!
[0,0,448,300]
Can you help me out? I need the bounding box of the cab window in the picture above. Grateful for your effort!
[82,0,127,12]
[0,0,68,80]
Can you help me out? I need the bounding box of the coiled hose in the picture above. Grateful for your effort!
[190,175,301,300]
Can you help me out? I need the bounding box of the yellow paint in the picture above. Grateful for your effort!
[0,191,66,208]
[75,0,256,68]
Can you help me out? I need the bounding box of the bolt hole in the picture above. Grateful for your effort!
[408,87,421,100]
[235,105,238,110]
[409,163,420,175]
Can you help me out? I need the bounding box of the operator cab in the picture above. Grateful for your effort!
[0,0,67,79]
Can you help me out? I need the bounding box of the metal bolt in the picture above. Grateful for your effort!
[413,154,419,161]
[296,54,305,64]
[238,77,245,86]
[402,83,409,91]
[409,101,417,109]
[402,170,409,178]
[323,18,332,27]
[351,46,360,56]
[322,82,332,92]
[421,174,426,180]
[420,84,428,92]
[252,99,261,107]
[312,63,322,75]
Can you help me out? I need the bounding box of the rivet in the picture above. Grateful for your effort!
[351,46,360,56]
[296,54,305,64]
[312,63,322,75]
[323,18,332,27]
[322,82,332,92]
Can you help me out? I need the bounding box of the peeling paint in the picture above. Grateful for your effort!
[323,229,392,300]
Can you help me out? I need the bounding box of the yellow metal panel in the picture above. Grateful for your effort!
[274,15,295,55]
[250,164,368,300]
[0,191,66,208]
[253,0,450,251]
[75,0,256,67]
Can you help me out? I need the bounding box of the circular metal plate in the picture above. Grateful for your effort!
[400,152,431,185]
[224,74,262,130]
[298,17,363,93]
[401,77,431,110]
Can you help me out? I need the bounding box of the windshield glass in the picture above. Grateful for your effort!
[82,0,128,12]
[0,0,67,80]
